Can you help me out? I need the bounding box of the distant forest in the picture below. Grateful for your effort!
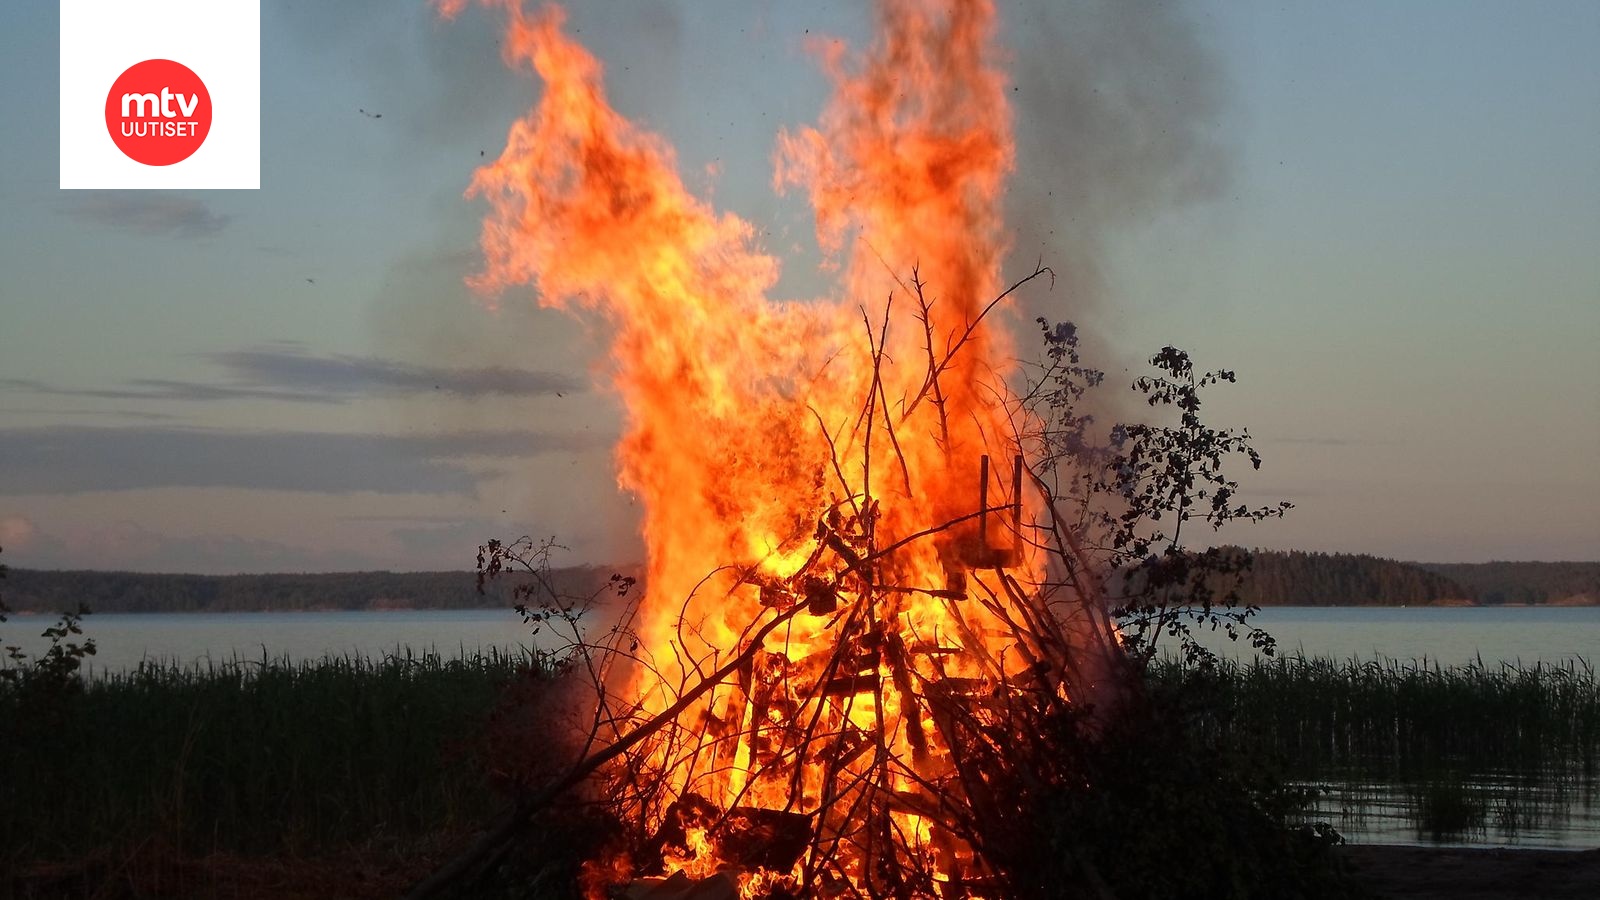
[0,553,1595,613]
[1234,551,1598,607]
[0,566,631,614]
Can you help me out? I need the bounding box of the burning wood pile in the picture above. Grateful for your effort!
[415,2,1135,897]
[600,453,1116,900]
[420,431,1128,900]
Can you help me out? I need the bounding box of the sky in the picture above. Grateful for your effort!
[0,0,1596,573]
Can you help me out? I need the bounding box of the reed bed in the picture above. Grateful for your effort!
[5,650,1598,867]
[0,649,535,865]
[1152,655,1600,783]
[1153,655,1600,842]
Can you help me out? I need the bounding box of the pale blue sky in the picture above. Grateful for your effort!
[1,1,1595,572]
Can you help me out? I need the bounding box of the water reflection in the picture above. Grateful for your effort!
[1309,772,1600,848]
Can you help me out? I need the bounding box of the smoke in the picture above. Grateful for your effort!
[1005,0,1231,366]
[951,0,1237,459]
[269,1,669,566]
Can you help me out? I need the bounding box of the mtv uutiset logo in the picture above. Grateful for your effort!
[106,59,213,166]
[61,1,259,189]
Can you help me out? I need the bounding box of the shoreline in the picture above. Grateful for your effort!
[11,844,1599,900]
[1342,844,1600,899]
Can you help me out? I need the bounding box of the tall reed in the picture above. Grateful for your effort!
[6,650,1597,865]
[0,648,536,864]
[1152,654,1600,782]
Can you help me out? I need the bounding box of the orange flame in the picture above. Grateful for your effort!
[450,1,1066,895]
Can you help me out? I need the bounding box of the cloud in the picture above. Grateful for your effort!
[1261,437,1395,448]
[0,377,333,405]
[0,406,179,421]
[0,426,604,496]
[0,519,401,575]
[0,349,582,407]
[206,346,585,398]
[63,192,232,238]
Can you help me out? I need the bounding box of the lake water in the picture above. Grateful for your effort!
[1188,605,1600,668]
[3,608,541,675]
[7,604,1595,675]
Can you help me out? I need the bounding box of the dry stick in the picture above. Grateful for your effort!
[669,572,776,810]
[704,570,867,834]
[404,601,812,900]
[785,603,871,812]
[795,598,896,892]
[856,342,891,900]
[683,558,847,825]
[883,631,930,764]
[860,307,879,558]
[910,268,952,451]
[812,757,886,894]
[857,504,1004,569]
[570,590,653,765]
[502,549,641,783]
[850,299,892,440]
[801,699,862,891]
[998,570,1093,702]
[864,301,915,499]
[811,405,864,519]
[901,263,1054,427]
[934,591,1005,682]
[1023,465,1133,689]
[967,575,1046,679]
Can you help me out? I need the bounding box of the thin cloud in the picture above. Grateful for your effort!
[0,377,333,405]
[63,192,232,238]
[1263,437,1396,448]
[0,406,179,421]
[0,350,582,406]
[0,426,603,496]
[0,519,401,575]
[207,347,585,398]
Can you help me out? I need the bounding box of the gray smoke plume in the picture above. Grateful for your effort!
[1006,0,1230,331]
[1001,0,1232,434]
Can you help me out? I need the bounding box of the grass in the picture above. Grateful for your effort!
[4,649,1597,880]
[0,649,537,869]
[1152,654,1600,782]
[1152,654,1600,843]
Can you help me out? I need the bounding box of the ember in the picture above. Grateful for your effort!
[422,2,1128,897]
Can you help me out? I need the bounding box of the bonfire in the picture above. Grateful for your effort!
[416,2,1133,897]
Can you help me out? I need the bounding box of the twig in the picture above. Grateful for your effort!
[405,601,812,900]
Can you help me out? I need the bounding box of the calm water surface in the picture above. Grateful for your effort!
[1197,605,1600,666]
[9,605,1596,674]
[7,608,541,675]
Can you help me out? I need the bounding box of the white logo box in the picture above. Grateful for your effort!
[60,0,259,190]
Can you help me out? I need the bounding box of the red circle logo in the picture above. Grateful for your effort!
[104,60,212,166]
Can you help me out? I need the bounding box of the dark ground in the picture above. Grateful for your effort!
[1341,845,1600,899]
[8,844,1600,899]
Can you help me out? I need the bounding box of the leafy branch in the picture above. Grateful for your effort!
[1025,324,1292,666]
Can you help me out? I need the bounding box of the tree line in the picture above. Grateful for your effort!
[0,567,630,614]
[0,554,1592,613]
[1234,551,1598,607]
